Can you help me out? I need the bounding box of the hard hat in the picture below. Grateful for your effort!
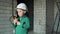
[17,3,28,10]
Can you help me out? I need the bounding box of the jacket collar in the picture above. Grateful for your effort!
[18,15,26,21]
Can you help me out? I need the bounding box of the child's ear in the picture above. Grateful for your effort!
[24,11,26,14]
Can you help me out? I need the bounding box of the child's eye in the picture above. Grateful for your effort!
[19,11,21,12]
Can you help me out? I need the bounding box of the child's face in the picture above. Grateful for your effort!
[17,9,26,17]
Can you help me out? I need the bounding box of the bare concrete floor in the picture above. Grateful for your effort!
[28,31,39,34]
[28,31,34,34]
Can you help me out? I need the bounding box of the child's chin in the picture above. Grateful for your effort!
[19,16,22,17]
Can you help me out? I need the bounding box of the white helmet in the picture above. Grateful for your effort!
[17,3,28,10]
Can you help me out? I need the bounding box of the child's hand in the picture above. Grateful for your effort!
[17,21,20,25]
[14,18,18,24]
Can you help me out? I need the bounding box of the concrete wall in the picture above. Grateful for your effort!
[54,0,60,33]
[46,0,54,34]
[46,0,60,34]
[0,0,17,34]
[34,0,46,34]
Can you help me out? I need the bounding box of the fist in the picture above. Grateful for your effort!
[17,21,20,25]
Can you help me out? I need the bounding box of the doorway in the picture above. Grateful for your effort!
[17,0,34,31]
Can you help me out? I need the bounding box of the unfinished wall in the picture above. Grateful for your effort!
[54,0,60,33]
[46,0,54,34]
[0,0,17,34]
[34,0,46,34]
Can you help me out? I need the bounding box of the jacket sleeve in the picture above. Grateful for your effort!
[22,17,30,29]
[12,23,17,28]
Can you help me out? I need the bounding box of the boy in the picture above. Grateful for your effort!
[13,3,30,34]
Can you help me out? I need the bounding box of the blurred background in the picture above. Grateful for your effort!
[0,0,60,34]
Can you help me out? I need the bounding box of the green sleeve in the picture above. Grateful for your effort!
[12,23,17,28]
[22,17,30,29]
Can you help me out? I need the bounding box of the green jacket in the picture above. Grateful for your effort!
[13,15,30,34]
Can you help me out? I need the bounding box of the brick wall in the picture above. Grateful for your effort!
[34,0,46,34]
[0,0,17,34]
